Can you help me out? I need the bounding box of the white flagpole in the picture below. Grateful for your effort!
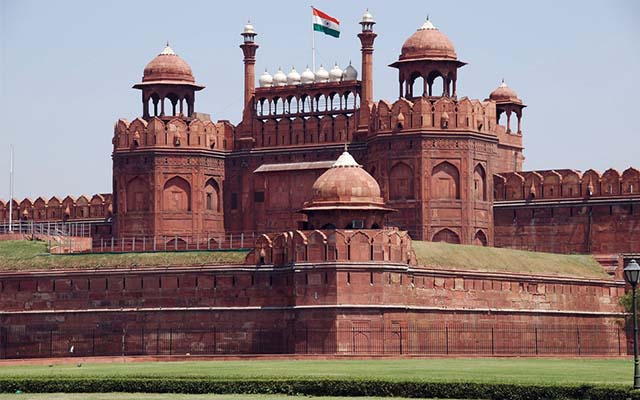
[311,5,316,72]
[8,145,14,232]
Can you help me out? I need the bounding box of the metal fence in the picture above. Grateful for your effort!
[0,220,97,237]
[92,233,256,253]
[0,324,626,359]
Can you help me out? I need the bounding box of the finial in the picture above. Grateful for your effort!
[166,40,170,47]
[344,141,348,152]
[427,14,429,20]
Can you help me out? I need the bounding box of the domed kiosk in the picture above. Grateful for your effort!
[488,80,526,133]
[390,18,466,98]
[133,44,204,119]
[301,149,394,229]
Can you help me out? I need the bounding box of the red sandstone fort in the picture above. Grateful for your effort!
[0,13,637,358]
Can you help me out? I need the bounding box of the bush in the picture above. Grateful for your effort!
[0,377,638,400]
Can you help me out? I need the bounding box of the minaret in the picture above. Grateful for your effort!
[240,21,258,116]
[358,10,377,111]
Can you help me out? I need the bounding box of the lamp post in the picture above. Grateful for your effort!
[624,259,640,389]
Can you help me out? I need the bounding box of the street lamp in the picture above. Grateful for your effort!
[624,259,640,389]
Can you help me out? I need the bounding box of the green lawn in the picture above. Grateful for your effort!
[0,241,248,270]
[0,394,435,400]
[412,241,609,279]
[0,358,630,386]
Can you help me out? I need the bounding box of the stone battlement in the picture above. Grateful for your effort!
[495,167,640,201]
[0,194,112,222]
[113,116,234,153]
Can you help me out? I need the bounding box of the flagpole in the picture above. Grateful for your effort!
[311,5,316,72]
[8,144,14,233]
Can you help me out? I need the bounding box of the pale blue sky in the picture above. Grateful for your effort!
[1,0,639,199]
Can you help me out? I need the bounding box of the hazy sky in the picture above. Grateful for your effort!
[1,0,639,200]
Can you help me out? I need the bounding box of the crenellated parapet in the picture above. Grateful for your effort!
[494,167,640,201]
[113,115,233,153]
[0,194,112,223]
[245,228,416,266]
[369,96,497,135]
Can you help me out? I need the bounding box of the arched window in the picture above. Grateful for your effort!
[389,162,414,200]
[431,162,460,199]
[432,229,460,244]
[474,164,487,201]
[411,74,425,97]
[204,178,220,212]
[126,177,147,212]
[163,176,191,212]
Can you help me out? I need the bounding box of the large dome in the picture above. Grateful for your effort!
[142,45,195,84]
[399,19,457,61]
[303,151,388,210]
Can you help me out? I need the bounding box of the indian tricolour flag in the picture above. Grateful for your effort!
[312,7,340,38]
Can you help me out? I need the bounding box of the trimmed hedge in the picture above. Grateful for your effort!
[0,378,637,400]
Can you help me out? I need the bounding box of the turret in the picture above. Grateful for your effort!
[240,21,259,113]
[358,9,377,129]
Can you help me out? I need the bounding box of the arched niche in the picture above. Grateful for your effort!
[431,161,460,200]
[126,176,147,212]
[474,164,487,201]
[432,228,460,244]
[163,176,191,212]
[389,162,415,200]
[473,230,488,246]
[204,178,221,212]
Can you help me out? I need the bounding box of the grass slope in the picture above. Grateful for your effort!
[413,241,609,279]
[0,241,247,271]
[0,358,630,386]
[0,394,428,400]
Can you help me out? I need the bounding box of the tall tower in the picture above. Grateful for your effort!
[366,18,494,246]
[237,22,259,149]
[112,44,228,242]
[357,10,377,131]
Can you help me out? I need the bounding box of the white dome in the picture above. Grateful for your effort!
[333,150,360,167]
[342,62,358,81]
[301,67,315,84]
[243,22,256,35]
[286,67,301,85]
[259,69,273,87]
[329,63,343,82]
[361,10,375,24]
[315,65,329,83]
[273,68,287,86]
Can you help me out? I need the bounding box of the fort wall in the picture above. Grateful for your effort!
[494,168,640,254]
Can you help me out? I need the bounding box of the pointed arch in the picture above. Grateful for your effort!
[473,230,488,246]
[126,176,147,212]
[389,162,414,200]
[473,164,487,201]
[431,161,460,199]
[163,176,191,212]
[432,228,460,244]
[204,178,221,212]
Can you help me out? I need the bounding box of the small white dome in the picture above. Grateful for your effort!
[315,65,329,83]
[243,22,256,35]
[273,67,287,86]
[286,67,301,85]
[333,151,360,168]
[342,62,358,81]
[361,10,375,24]
[419,18,437,31]
[301,67,315,84]
[259,69,273,87]
[329,63,343,82]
